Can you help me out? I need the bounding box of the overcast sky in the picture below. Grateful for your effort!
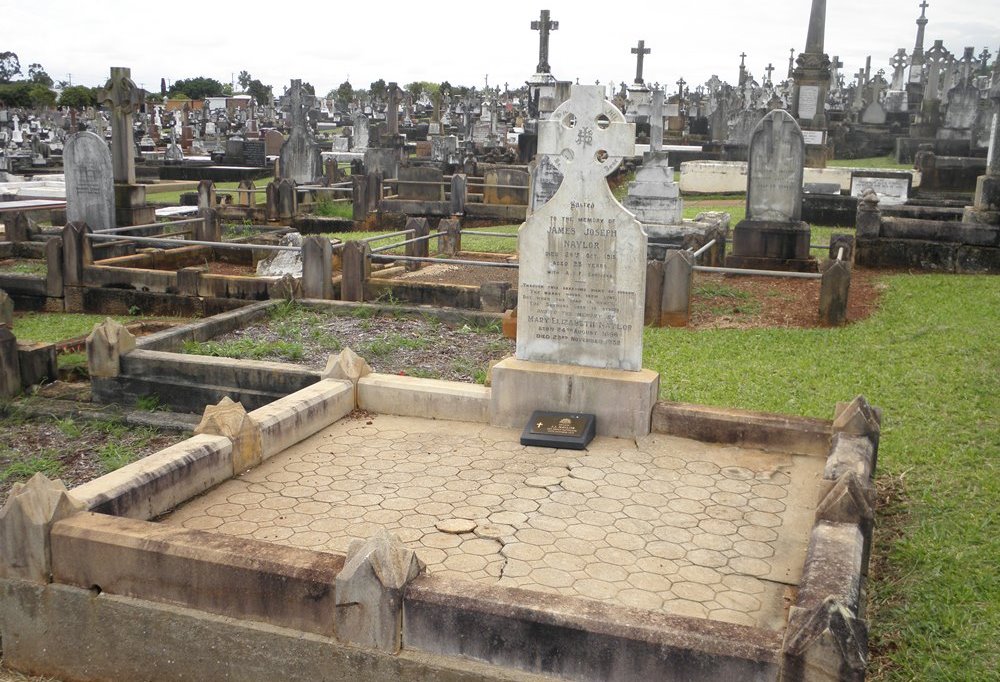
[4,0,998,96]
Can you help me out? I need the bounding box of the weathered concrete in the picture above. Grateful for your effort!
[249,379,355,459]
[70,434,232,519]
[85,317,136,378]
[0,474,85,582]
[490,357,659,439]
[194,397,263,474]
[0,580,551,682]
[358,373,491,423]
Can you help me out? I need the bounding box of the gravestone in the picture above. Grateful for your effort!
[483,168,529,205]
[263,129,284,157]
[244,140,266,167]
[515,85,646,371]
[397,167,444,201]
[63,131,115,231]
[726,109,816,272]
[431,135,458,164]
[623,153,682,227]
[353,114,370,149]
[492,85,659,440]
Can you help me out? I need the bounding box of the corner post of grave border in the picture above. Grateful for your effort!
[85,317,136,380]
[333,530,425,653]
[61,222,92,287]
[194,396,263,474]
[322,347,372,408]
[0,473,86,583]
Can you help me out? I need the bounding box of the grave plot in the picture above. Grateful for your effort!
[180,302,512,382]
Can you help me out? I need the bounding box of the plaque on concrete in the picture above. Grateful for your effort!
[797,85,820,121]
[850,171,911,206]
[63,131,115,231]
[516,85,645,371]
[520,410,596,449]
[801,130,825,145]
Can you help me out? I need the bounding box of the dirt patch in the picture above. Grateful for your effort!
[184,305,514,383]
[0,410,177,501]
[203,262,257,277]
[392,261,518,288]
[688,267,882,329]
[0,258,46,276]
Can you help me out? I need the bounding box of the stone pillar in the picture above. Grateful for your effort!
[195,208,221,242]
[0,474,86,583]
[340,241,370,302]
[819,260,851,326]
[352,175,368,222]
[197,180,216,211]
[0,326,20,399]
[366,174,383,214]
[44,237,64,298]
[177,267,202,296]
[265,180,280,222]
[439,218,462,256]
[238,180,256,207]
[450,174,467,215]
[9,213,29,243]
[0,289,12,328]
[644,260,664,326]
[277,179,297,221]
[301,236,333,300]
[855,189,881,238]
[650,89,664,151]
[85,318,136,378]
[334,531,425,653]
[404,217,429,272]
[660,249,694,327]
[61,222,92,287]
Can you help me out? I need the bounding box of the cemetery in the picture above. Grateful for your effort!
[0,2,998,681]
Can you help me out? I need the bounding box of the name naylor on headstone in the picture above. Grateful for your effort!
[516,85,645,372]
[850,171,911,206]
[63,131,115,231]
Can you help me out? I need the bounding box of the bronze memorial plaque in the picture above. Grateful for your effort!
[520,410,596,450]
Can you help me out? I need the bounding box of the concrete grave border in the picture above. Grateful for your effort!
[5,342,879,681]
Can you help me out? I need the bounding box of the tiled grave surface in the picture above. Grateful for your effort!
[162,415,824,629]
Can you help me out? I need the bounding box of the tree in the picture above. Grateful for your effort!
[0,51,20,83]
[369,79,387,101]
[168,76,225,100]
[58,85,97,109]
[0,82,31,106]
[29,83,56,108]
[246,79,273,106]
[237,70,252,91]
[334,80,353,105]
[301,81,315,96]
[27,63,52,87]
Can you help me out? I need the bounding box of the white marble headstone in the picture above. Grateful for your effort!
[516,85,646,372]
[63,131,115,231]
[746,109,804,223]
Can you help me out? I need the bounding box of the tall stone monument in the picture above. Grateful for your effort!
[725,109,817,272]
[490,85,659,439]
[791,0,831,167]
[99,66,155,226]
[962,65,1000,226]
[63,131,115,231]
[279,79,322,184]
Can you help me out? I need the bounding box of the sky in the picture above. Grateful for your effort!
[3,0,998,97]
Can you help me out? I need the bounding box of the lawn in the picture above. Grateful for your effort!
[644,273,999,681]
[145,177,274,206]
[828,155,912,170]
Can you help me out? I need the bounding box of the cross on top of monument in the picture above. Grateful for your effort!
[919,0,929,18]
[631,40,651,84]
[538,85,634,179]
[676,77,686,97]
[99,66,143,185]
[833,56,844,70]
[531,9,559,74]
[891,48,910,68]
[740,52,748,67]
[765,63,775,83]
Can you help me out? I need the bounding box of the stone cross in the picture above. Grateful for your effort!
[519,85,644,371]
[890,49,910,90]
[531,9,559,74]
[959,46,976,84]
[287,79,307,131]
[979,48,993,71]
[676,77,686,101]
[98,66,142,185]
[632,40,651,84]
[924,40,950,101]
[765,63,775,84]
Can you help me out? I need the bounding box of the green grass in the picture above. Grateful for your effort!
[11,313,181,345]
[828,155,911,170]
[312,197,353,219]
[362,333,432,358]
[182,338,304,362]
[0,261,46,276]
[324,226,520,256]
[643,274,999,681]
[145,178,274,206]
[0,452,63,482]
